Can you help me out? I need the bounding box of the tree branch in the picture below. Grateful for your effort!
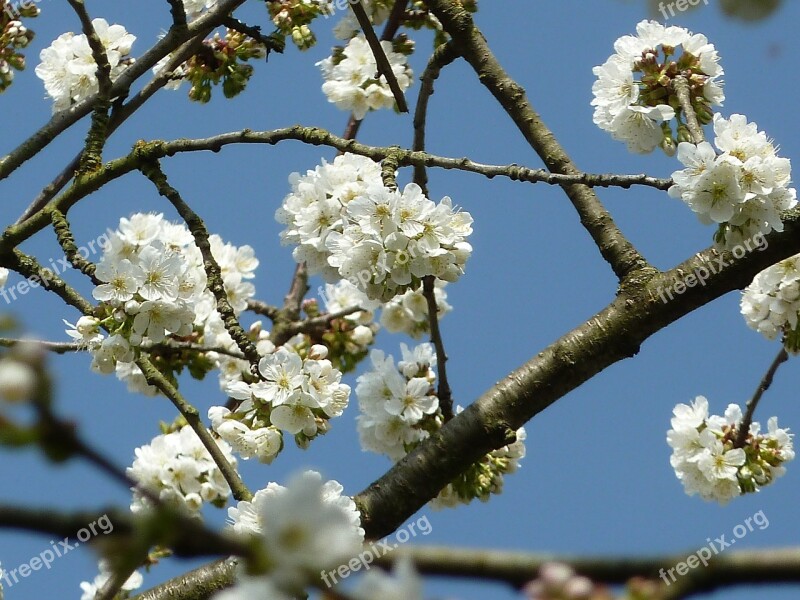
[353,210,800,538]
[413,40,459,195]
[349,0,408,113]
[426,0,649,282]
[0,0,248,183]
[139,161,261,367]
[136,356,252,503]
[734,347,790,448]
[423,276,452,420]
[130,544,800,599]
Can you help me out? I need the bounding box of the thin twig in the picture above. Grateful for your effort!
[221,16,285,54]
[349,0,408,113]
[67,0,115,175]
[136,356,252,502]
[0,0,249,183]
[735,347,789,448]
[139,161,261,367]
[270,262,309,346]
[246,298,280,321]
[426,0,649,282]
[16,36,208,224]
[423,276,452,420]
[338,0,409,147]
[413,40,459,195]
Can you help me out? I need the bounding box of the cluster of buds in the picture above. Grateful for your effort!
[432,405,526,508]
[0,1,38,93]
[267,0,334,50]
[182,29,267,102]
[297,297,378,374]
[635,44,716,138]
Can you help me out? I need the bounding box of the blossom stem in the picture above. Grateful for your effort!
[673,75,705,144]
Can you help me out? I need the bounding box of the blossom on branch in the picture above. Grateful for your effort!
[592,20,724,154]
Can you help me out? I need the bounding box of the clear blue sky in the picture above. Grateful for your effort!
[1,1,799,598]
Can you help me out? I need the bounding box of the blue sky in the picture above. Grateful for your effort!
[1,1,799,598]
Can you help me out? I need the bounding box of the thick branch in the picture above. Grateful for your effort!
[132,545,800,599]
[354,210,800,538]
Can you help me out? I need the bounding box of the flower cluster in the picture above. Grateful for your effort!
[592,20,723,154]
[80,560,143,600]
[357,345,526,506]
[317,34,413,120]
[669,113,796,249]
[278,153,473,301]
[667,396,794,504]
[209,343,351,463]
[326,180,472,301]
[276,152,383,280]
[65,212,258,396]
[127,425,237,515]
[356,343,440,460]
[741,254,800,353]
[153,28,267,101]
[1,4,37,93]
[35,18,135,113]
[220,470,364,595]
